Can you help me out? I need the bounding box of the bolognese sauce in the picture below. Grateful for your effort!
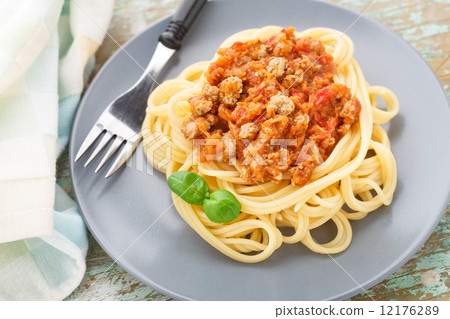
[181,27,361,186]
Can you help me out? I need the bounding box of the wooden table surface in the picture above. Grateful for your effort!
[64,0,450,301]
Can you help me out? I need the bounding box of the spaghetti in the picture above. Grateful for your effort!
[142,26,399,263]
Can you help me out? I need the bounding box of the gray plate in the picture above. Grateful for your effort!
[69,0,450,300]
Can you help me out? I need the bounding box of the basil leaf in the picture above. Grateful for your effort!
[203,190,241,223]
[167,171,210,206]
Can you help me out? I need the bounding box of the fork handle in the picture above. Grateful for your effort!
[159,0,207,50]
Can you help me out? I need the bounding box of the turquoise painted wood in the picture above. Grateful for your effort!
[64,0,450,301]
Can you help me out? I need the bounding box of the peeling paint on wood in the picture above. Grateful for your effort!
[63,0,450,301]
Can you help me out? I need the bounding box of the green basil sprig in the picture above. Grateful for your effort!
[167,171,209,206]
[202,189,241,223]
[167,171,241,224]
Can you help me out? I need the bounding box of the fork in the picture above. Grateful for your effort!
[74,0,206,178]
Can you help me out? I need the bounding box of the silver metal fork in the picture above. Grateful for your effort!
[74,0,206,178]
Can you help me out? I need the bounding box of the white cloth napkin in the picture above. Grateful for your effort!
[0,0,114,300]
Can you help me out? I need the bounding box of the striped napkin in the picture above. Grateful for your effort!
[0,0,114,300]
